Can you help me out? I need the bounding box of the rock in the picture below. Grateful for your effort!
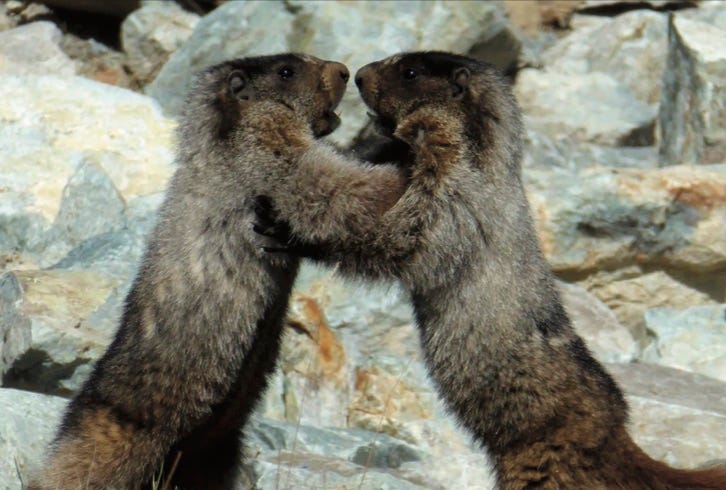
[680,0,726,31]
[527,164,726,277]
[0,74,175,269]
[659,15,726,165]
[580,269,715,345]
[0,388,66,489]
[524,127,659,170]
[516,71,657,146]
[0,273,31,383]
[608,362,726,468]
[59,33,135,89]
[542,10,668,105]
[642,304,725,381]
[0,21,76,76]
[3,269,122,395]
[558,281,638,363]
[147,0,513,145]
[277,293,351,428]
[121,0,199,87]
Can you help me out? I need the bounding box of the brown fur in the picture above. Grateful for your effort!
[257,52,726,489]
[29,54,406,490]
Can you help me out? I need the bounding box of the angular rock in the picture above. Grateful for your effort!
[0,21,76,76]
[516,71,657,146]
[147,0,512,145]
[642,304,725,381]
[543,10,668,105]
[558,281,638,363]
[0,388,66,489]
[580,269,715,345]
[0,272,31,383]
[528,164,726,276]
[3,269,121,395]
[608,362,726,468]
[121,0,199,87]
[659,15,726,165]
[0,74,175,268]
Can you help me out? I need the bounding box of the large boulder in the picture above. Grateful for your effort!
[0,74,174,269]
[527,164,726,277]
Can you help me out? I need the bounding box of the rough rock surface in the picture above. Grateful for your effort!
[659,15,726,165]
[642,304,726,381]
[0,21,76,76]
[0,272,31,384]
[0,74,175,269]
[528,164,726,276]
[121,0,199,87]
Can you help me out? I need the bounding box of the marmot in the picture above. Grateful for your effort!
[29,54,406,490]
[255,52,726,489]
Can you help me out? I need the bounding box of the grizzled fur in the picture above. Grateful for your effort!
[258,52,726,489]
[29,53,406,490]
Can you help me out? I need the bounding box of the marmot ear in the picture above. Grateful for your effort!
[227,70,253,101]
[451,67,470,100]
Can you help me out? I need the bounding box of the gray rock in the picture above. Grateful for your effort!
[0,388,66,489]
[543,10,668,105]
[147,0,512,145]
[0,272,31,383]
[680,0,726,32]
[3,269,121,395]
[608,362,726,468]
[559,281,638,363]
[642,304,725,381]
[0,74,175,269]
[659,15,726,165]
[121,0,199,87]
[516,71,657,146]
[524,127,659,170]
[580,268,715,346]
[0,21,76,76]
[527,164,726,276]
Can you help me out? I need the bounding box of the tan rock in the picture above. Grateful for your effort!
[581,269,714,344]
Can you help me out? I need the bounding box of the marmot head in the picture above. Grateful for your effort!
[184,54,349,140]
[355,52,522,164]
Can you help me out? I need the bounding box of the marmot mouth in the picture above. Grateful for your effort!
[312,110,341,137]
[367,111,396,138]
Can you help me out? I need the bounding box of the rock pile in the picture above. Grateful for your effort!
[0,1,723,489]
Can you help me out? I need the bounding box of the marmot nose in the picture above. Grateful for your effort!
[355,64,373,90]
[339,67,350,83]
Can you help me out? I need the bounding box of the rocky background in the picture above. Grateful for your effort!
[1,0,724,488]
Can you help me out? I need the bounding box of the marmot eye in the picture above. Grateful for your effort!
[403,68,418,80]
[279,67,295,80]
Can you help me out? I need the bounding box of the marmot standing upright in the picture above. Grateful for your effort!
[255,51,726,489]
[30,54,407,490]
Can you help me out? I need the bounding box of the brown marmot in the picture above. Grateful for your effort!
[29,53,407,490]
[254,51,726,489]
